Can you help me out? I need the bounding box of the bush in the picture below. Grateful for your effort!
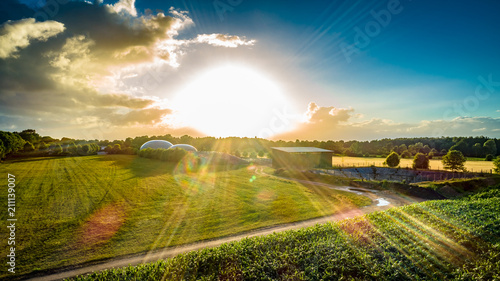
[412,153,429,169]
[384,152,400,167]
[494,157,500,174]
[249,151,257,158]
[485,154,494,161]
[442,150,466,172]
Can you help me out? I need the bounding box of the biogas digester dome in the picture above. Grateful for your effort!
[139,140,197,152]
[170,144,197,152]
[140,140,173,150]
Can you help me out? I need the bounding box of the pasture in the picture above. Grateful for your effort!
[333,156,495,172]
[0,155,370,277]
[71,186,500,280]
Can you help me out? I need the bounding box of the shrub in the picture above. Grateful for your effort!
[384,152,400,167]
[485,154,494,161]
[412,153,429,169]
[442,150,466,172]
[249,151,257,158]
[494,156,500,174]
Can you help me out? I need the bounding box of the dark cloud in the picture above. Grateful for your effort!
[0,0,255,139]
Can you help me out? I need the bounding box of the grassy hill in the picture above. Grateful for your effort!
[71,186,500,280]
[0,155,369,277]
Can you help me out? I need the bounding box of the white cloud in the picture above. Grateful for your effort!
[0,18,65,59]
[108,0,137,16]
[195,34,256,48]
[274,103,500,140]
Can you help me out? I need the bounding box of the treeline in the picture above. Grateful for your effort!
[0,129,103,159]
[1,129,499,160]
[122,135,499,159]
[137,148,190,163]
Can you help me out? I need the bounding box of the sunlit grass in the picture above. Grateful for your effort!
[0,155,370,277]
[71,186,500,280]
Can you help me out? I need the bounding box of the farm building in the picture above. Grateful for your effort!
[271,147,333,169]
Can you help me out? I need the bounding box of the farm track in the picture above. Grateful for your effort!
[27,169,428,281]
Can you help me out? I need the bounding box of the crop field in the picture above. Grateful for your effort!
[333,156,495,172]
[72,186,500,280]
[0,155,370,277]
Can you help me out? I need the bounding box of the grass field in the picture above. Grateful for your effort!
[333,156,495,172]
[71,186,500,280]
[0,155,370,277]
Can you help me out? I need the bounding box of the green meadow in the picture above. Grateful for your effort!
[72,186,500,280]
[0,155,370,277]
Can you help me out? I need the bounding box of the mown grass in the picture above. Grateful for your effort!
[71,185,500,280]
[0,155,370,278]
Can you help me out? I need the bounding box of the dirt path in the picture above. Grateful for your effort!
[27,171,427,281]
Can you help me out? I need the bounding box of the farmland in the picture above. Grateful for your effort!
[71,186,500,280]
[333,156,495,172]
[0,155,370,277]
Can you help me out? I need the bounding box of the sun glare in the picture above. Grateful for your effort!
[172,65,293,138]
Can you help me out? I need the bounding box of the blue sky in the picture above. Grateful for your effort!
[120,0,500,121]
[1,0,500,140]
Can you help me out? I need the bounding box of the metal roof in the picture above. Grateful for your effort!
[271,147,333,153]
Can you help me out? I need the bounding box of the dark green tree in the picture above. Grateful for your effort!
[442,150,466,172]
[384,152,400,167]
[472,143,483,157]
[412,153,429,169]
[483,140,497,156]
[450,139,468,155]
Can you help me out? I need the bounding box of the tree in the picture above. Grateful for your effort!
[258,150,265,157]
[401,150,411,158]
[384,152,400,167]
[37,142,49,151]
[421,145,431,155]
[23,141,35,152]
[494,157,500,174]
[233,150,241,157]
[483,140,497,156]
[485,154,494,161]
[18,129,41,144]
[249,151,257,158]
[442,150,466,172]
[412,153,429,169]
[450,139,468,155]
[242,151,248,157]
[51,144,63,155]
[112,144,121,154]
[472,143,483,157]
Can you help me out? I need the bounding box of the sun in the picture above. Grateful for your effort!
[172,65,294,138]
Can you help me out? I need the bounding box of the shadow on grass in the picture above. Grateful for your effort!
[98,154,177,178]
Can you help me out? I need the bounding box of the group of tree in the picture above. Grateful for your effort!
[383,149,470,172]
[138,147,191,163]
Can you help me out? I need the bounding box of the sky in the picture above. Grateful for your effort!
[1,0,500,141]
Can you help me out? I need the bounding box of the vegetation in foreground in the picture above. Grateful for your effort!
[0,155,369,278]
[71,185,500,280]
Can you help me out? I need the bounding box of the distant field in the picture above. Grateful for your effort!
[333,156,495,172]
[0,155,369,277]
